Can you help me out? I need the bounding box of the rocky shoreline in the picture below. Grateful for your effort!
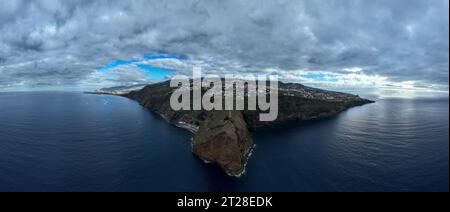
[174,121,199,134]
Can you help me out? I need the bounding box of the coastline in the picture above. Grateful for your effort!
[227,144,256,177]
[174,122,199,134]
[91,83,375,178]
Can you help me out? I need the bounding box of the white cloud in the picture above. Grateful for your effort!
[0,0,447,97]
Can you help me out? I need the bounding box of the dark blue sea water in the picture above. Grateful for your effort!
[0,92,448,192]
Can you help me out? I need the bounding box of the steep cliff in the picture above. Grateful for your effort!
[193,111,253,177]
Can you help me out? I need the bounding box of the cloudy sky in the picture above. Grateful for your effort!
[0,0,448,97]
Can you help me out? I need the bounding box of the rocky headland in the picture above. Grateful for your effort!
[93,81,373,177]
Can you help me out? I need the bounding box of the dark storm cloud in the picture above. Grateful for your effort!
[0,0,448,90]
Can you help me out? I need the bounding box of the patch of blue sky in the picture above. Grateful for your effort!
[97,54,182,80]
[136,64,173,81]
[98,59,139,72]
[98,54,186,73]
[301,73,339,82]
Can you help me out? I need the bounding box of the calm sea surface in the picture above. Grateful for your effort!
[0,92,448,191]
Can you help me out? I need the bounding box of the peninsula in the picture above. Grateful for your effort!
[92,81,373,177]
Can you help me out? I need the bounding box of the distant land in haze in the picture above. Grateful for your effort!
[91,81,374,176]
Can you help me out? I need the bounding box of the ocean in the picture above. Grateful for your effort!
[0,92,448,192]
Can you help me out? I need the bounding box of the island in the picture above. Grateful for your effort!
[91,81,374,177]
